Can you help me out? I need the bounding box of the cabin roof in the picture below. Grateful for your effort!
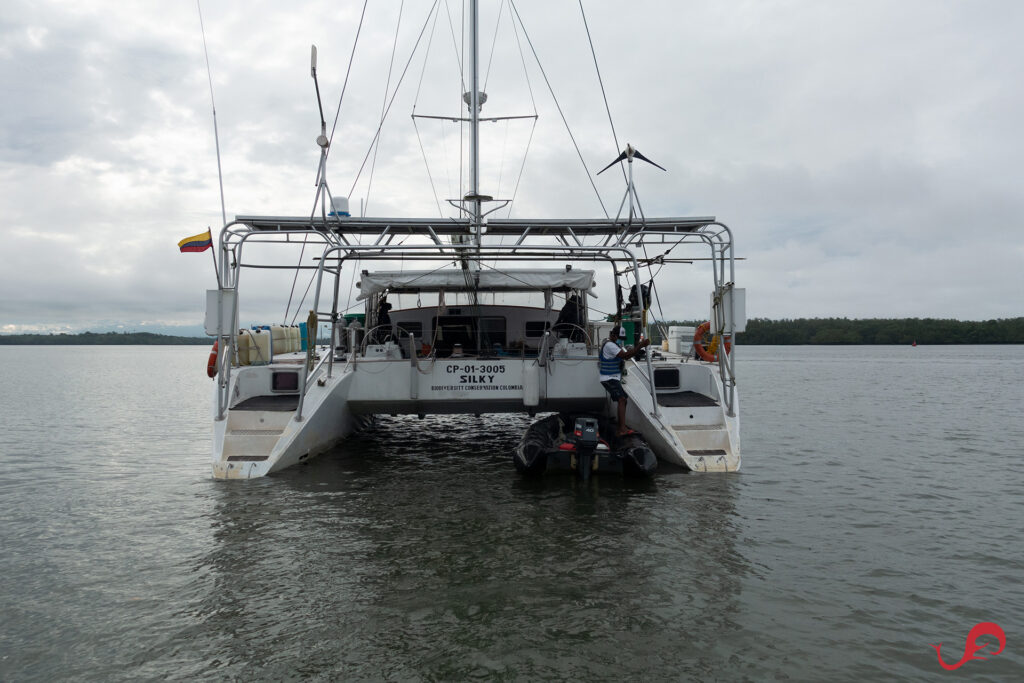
[233,215,716,237]
[356,268,596,299]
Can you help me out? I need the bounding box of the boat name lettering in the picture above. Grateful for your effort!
[445,364,506,375]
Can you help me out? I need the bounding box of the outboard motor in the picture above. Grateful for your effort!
[573,417,600,481]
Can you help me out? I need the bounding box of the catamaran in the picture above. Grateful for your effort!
[200,2,746,479]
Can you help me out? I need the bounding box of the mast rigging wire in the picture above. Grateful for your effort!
[364,1,405,217]
[412,118,445,217]
[483,0,506,92]
[459,1,466,203]
[440,119,455,207]
[347,1,441,199]
[578,0,627,186]
[496,118,509,199]
[288,260,320,326]
[439,1,466,202]
[504,117,537,219]
[293,3,369,324]
[412,6,449,217]
[443,1,467,97]
[292,3,370,324]
[413,0,536,222]
[508,1,609,219]
[503,11,539,219]
[323,0,369,168]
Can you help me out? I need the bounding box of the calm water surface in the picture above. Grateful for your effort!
[1,345,1022,681]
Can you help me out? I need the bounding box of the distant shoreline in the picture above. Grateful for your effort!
[728,316,1024,345]
[0,331,212,345]
[2,317,1022,345]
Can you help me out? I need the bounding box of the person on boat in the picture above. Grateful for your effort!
[552,294,585,342]
[599,326,650,436]
[371,297,393,344]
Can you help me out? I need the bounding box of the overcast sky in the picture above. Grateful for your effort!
[2,0,1022,334]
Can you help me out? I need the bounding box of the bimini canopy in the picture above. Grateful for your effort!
[357,269,596,300]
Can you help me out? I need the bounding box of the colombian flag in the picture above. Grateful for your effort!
[178,229,213,253]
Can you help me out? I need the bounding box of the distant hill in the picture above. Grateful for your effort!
[649,317,1024,345]
[0,331,211,345]
[735,317,1024,344]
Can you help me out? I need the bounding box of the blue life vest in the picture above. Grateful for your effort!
[599,340,624,376]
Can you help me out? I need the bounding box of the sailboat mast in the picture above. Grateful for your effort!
[468,0,482,243]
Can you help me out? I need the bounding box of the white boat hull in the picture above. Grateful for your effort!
[212,366,365,479]
[622,361,741,472]
[212,354,739,478]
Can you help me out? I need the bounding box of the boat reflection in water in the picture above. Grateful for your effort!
[187,415,749,678]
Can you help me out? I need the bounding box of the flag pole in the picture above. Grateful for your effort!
[206,227,222,289]
[198,1,226,292]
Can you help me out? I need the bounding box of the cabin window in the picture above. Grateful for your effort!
[434,316,472,348]
[525,320,550,338]
[395,321,422,338]
[272,371,300,392]
[653,368,680,390]
[432,315,507,353]
[479,317,506,348]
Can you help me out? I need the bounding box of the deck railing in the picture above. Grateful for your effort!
[213,219,738,420]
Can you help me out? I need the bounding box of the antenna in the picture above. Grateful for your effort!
[307,44,344,223]
[196,0,223,288]
[311,44,327,140]
[196,0,227,231]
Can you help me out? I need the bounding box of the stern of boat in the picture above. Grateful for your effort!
[621,359,740,472]
[212,363,361,479]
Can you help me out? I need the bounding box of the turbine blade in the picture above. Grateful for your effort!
[632,149,667,172]
[596,150,629,176]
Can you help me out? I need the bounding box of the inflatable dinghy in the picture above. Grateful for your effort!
[514,413,657,479]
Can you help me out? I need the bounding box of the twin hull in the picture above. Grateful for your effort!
[212,355,739,478]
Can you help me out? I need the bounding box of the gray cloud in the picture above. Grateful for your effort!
[1,0,1022,334]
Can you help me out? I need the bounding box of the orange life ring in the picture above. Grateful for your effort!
[693,321,731,362]
[207,341,219,378]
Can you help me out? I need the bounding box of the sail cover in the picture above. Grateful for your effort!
[357,269,596,299]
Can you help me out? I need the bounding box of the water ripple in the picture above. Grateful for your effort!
[1,346,1023,680]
